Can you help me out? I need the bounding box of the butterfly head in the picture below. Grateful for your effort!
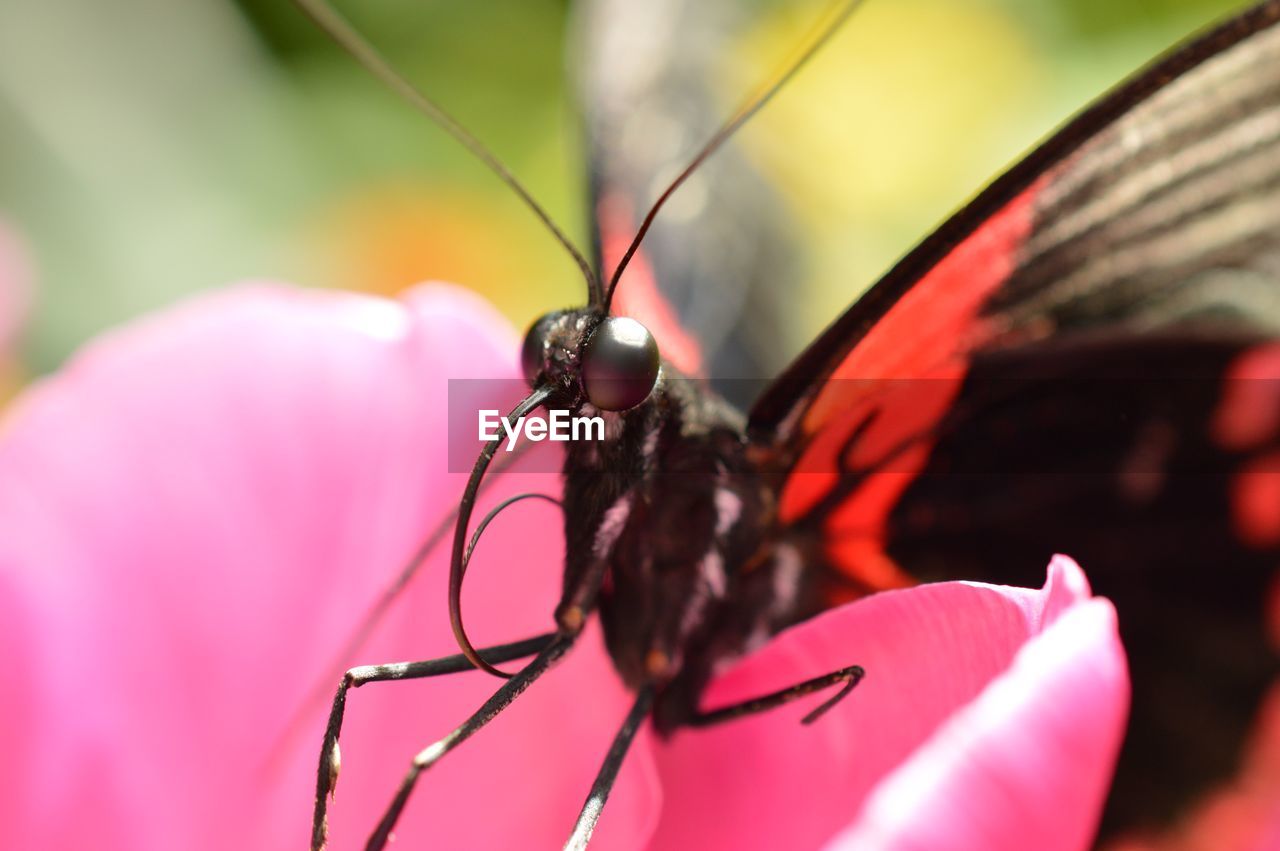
[521,309,661,412]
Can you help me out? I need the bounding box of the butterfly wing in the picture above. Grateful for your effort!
[884,334,1280,839]
[749,1,1280,839]
[574,0,803,401]
[751,0,1280,437]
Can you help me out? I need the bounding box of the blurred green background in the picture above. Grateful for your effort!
[0,0,1248,391]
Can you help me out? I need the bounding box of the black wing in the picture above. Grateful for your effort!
[574,0,803,403]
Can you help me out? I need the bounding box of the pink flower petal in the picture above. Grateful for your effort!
[0,283,659,850]
[826,597,1129,851]
[650,556,1098,850]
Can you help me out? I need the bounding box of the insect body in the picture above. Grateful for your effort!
[527,311,821,730]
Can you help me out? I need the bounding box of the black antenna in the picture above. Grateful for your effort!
[604,0,864,309]
[291,0,603,304]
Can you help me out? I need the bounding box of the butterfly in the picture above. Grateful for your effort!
[297,0,1280,847]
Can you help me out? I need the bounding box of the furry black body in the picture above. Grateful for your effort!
[534,308,812,732]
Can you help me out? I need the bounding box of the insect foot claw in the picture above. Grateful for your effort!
[800,665,864,726]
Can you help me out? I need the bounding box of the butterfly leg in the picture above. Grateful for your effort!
[310,631,557,851]
[563,685,656,851]
[363,631,578,851]
[687,664,865,728]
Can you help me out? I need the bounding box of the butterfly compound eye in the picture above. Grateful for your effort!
[521,314,556,387]
[582,317,660,411]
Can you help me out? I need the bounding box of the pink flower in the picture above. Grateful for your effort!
[0,283,1131,850]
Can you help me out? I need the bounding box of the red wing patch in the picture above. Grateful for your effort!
[800,185,1039,432]
[778,183,1041,558]
[1212,344,1280,451]
[1213,344,1280,548]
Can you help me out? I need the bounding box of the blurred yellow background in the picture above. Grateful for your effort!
[0,0,1246,384]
